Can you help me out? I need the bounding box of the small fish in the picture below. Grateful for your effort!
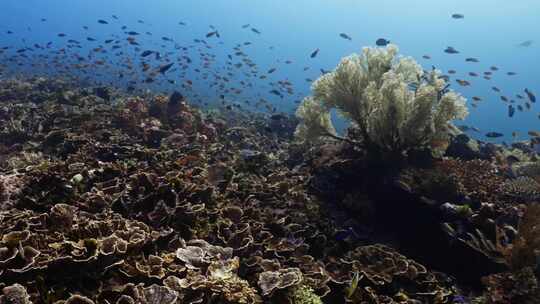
[57,33,66,37]
[517,40,533,47]
[97,19,108,24]
[105,39,114,44]
[490,66,499,71]
[468,72,478,77]
[206,30,220,38]
[267,68,276,74]
[528,130,540,137]
[126,31,140,36]
[492,86,501,92]
[270,89,283,97]
[525,89,536,103]
[339,33,352,40]
[310,48,319,58]
[158,62,174,74]
[507,72,517,76]
[508,105,515,117]
[485,132,504,138]
[86,37,96,41]
[178,21,186,26]
[451,13,464,19]
[456,79,470,86]
[518,105,524,112]
[501,96,508,102]
[472,96,482,101]
[141,50,153,57]
[484,71,492,75]
[422,55,431,59]
[444,46,459,54]
[251,28,261,34]
[465,58,479,62]
[112,15,119,20]
[516,94,524,99]
[375,38,390,46]
[242,24,250,28]
[448,70,456,74]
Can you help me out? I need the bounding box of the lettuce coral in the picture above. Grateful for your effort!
[295,44,468,159]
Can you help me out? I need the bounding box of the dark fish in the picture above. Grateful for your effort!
[141,50,153,57]
[270,89,283,97]
[484,71,492,75]
[525,89,536,103]
[468,72,478,77]
[465,58,479,62]
[161,36,173,41]
[422,55,431,59]
[507,72,517,76]
[206,30,220,38]
[105,39,114,44]
[490,66,498,71]
[501,96,508,102]
[97,19,108,24]
[472,96,482,101]
[267,68,276,74]
[448,70,456,74]
[492,86,501,92]
[518,105,524,112]
[375,38,390,46]
[57,33,66,37]
[178,21,186,26]
[310,48,319,58]
[451,13,464,19]
[158,62,174,74]
[127,31,140,35]
[242,24,250,28]
[320,68,330,74]
[508,105,515,117]
[517,94,524,99]
[251,28,261,34]
[112,15,119,20]
[444,46,459,54]
[339,33,352,40]
[485,132,504,138]
[87,37,96,41]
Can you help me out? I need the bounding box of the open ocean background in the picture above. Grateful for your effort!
[1,0,539,142]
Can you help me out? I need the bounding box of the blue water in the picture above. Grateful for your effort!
[1,0,539,142]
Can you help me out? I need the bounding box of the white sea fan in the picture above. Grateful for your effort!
[294,96,336,143]
[295,44,468,155]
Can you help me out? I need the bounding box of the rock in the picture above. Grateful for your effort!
[93,86,111,101]
[169,91,184,106]
[446,134,481,160]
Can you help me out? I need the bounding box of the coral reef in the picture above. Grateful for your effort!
[0,76,538,303]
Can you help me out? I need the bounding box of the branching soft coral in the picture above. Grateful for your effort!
[295,44,468,159]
